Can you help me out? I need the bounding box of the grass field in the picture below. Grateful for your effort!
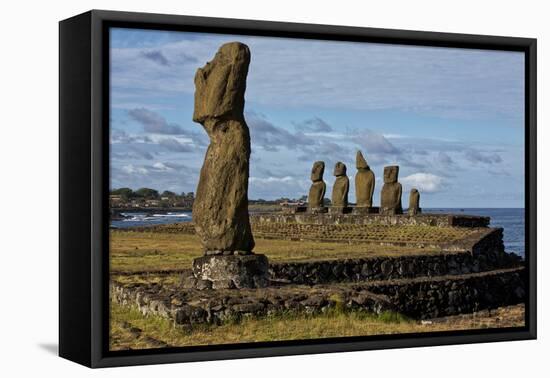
[110,230,445,274]
[123,221,479,245]
[110,301,525,350]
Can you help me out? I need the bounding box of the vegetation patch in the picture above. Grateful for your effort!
[110,230,447,274]
[110,301,524,350]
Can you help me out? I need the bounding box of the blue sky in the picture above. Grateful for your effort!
[109,27,525,208]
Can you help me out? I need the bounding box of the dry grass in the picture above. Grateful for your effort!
[110,301,525,350]
[248,204,282,212]
[110,273,181,286]
[126,221,478,245]
[110,230,445,273]
[252,223,476,244]
[110,231,201,273]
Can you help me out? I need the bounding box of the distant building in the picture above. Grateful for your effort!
[109,195,123,207]
[280,200,306,207]
[144,199,160,207]
[109,190,195,209]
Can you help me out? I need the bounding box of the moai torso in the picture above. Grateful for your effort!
[308,161,326,209]
[331,162,349,207]
[192,42,255,254]
[408,188,420,216]
[355,151,375,207]
[380,165,402,215]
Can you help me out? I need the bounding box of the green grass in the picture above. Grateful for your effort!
[110,230,445,274]
[110,301,523,351]
[110,301,415,350]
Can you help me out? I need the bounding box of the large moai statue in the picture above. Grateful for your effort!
[192,42,254,254]
[331,162,349,208]
[408,188,421,216]
[380,165,403,215]
[355,150,375,208]
[191,42,268,289]
[308,161,326,210]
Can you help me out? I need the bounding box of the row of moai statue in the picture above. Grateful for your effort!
[308,151,421,215]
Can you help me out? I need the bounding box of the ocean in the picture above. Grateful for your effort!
[111,208,525,257]
[111,211,193,228]
[426,208,525,257]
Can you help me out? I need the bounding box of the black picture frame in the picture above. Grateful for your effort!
[59,9,537,368]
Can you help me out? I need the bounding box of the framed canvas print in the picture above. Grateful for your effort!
[59,10,536,368]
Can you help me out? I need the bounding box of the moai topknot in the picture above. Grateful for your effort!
[308,161,326,209]
[380,165,403,215]
[355,150,375,208]
[331,162,349,208]
[408,188,421,216]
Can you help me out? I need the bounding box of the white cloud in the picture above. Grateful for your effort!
[383,133,409,139]
[152,162,173,171]
[353,129,401,155]
[303,131,347,139]
[248,176,310,199]
[111,32,524,120]
[121,164,148,175]
[249,176,295,184]
[401,173,444,193]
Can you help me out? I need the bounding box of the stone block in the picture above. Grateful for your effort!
[308,207,328,214]
[352,206,379,215]
[328,206,352,214]
[192,254,269,289]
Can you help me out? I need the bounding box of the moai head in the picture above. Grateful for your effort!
[311,161,325,182]
[333,162,347,177]
[193,42,251,123]
[356,150,369,170]
[383,166,399,184]
[410,188,419,196]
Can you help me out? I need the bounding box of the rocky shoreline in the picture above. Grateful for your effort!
[110,207,192,221]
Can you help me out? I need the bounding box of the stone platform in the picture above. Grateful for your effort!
[111,225,524,324]
[113,211,524,326]
[269,246,521,285]
[111,267,525,324]
[124,212,490,236]
[190,254,269,289]
[251,221,496,250]
[251,212,490,228]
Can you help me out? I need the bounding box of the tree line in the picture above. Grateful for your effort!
[110,187,195,201]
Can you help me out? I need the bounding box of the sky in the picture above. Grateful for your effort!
[109,27,525,208]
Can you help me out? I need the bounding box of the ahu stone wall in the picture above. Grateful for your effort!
[367,267,526,319]
[269,227,521,285]
[251,213,490,228]
[110,267,525,324]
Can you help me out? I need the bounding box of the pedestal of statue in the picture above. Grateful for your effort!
[192,254,269,289]
[328,206,353,214]
[308,207,328,214]
[352,206,379,215]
